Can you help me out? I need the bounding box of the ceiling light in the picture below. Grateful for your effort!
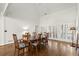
[22,26,28,30]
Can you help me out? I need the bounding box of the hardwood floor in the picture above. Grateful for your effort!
[0,40,78,56]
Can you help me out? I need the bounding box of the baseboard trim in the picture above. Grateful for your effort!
[0,42,14,46]
[49,39,72,44]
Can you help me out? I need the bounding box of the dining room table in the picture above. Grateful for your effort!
[22,37,39,55]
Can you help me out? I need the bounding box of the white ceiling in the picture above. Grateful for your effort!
[4,3,40,20]
[0,3,77,19]
[0,3,6,15]
[37,3,76,16]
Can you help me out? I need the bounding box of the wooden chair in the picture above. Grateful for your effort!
[13,34,28,56]
[36,33,47,50]
[30,33,39,55]
[43,33,48,43]
[44,33,48,45]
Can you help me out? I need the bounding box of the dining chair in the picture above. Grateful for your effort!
[13,34,28,56]
[43,33,48,45]
[30,33,39,55]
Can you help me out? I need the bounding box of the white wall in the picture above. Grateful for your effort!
[0,16,5,45]
[3,16,39,44]
[4,4,77,44]
[0,16,39,45]
[1,3,40,45]
[77,4,79,31]
[0,4,78,45]
[39,6,76,42]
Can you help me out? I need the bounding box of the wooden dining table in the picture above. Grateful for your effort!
[21,33,48,55]
[23,38,39,55]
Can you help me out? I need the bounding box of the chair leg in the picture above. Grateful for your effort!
[23,48,24,55]
[14,48,16,56]
[28,44,33,55]
[28,47,30,55]
[36,46,38,55]
[18,49,19,56]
